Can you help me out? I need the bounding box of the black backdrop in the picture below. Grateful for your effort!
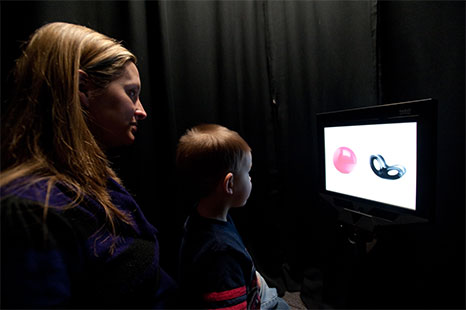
[1,1,464,308]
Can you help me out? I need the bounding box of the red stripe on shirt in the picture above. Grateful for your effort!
[203,286,247,302]
[208,300,247,310]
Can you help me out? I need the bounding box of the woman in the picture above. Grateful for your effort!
[1,22,177,308]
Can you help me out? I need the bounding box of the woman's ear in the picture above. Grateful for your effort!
[223,172,234,195]
[78,69,90,108]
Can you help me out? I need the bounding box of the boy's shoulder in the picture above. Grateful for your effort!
[183,212,247,256]
[185,212,237,236]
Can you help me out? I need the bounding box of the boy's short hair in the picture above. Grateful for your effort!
[176,124,251,199]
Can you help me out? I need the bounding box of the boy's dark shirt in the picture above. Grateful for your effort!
[178,209,260,309]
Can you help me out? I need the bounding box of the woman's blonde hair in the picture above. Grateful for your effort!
[1,22,137,251]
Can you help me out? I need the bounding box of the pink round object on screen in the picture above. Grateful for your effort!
[333,147,357,174]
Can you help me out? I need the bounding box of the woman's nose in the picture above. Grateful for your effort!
[135,101,147,120]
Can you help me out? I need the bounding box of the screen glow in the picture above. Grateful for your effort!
[324,122,417,210]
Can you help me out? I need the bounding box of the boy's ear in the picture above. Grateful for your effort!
[223,172,234,195]
[78,69,90,108]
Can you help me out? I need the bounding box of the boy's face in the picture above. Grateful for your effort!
[232,151,253,207]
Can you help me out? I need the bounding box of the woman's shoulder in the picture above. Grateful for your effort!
[1,177,73,207]
[1,194,87,260]
[1,180,102,242]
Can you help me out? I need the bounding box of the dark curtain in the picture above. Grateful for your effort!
[152,0,379,283]
[1,1,464,309]
[373,2,465,309]
[264,0,378,270]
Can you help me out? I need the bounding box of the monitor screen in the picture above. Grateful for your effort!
[324,122,417,211]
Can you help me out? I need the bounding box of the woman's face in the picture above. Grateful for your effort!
[86,62,147,148]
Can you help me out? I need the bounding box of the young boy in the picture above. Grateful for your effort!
[176,124,289,309]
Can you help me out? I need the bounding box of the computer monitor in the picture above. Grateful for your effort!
[316,99,436,228]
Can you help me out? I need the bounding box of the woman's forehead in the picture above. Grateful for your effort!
[117,62,140,84]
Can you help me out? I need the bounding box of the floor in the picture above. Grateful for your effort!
[282,291,307,309]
